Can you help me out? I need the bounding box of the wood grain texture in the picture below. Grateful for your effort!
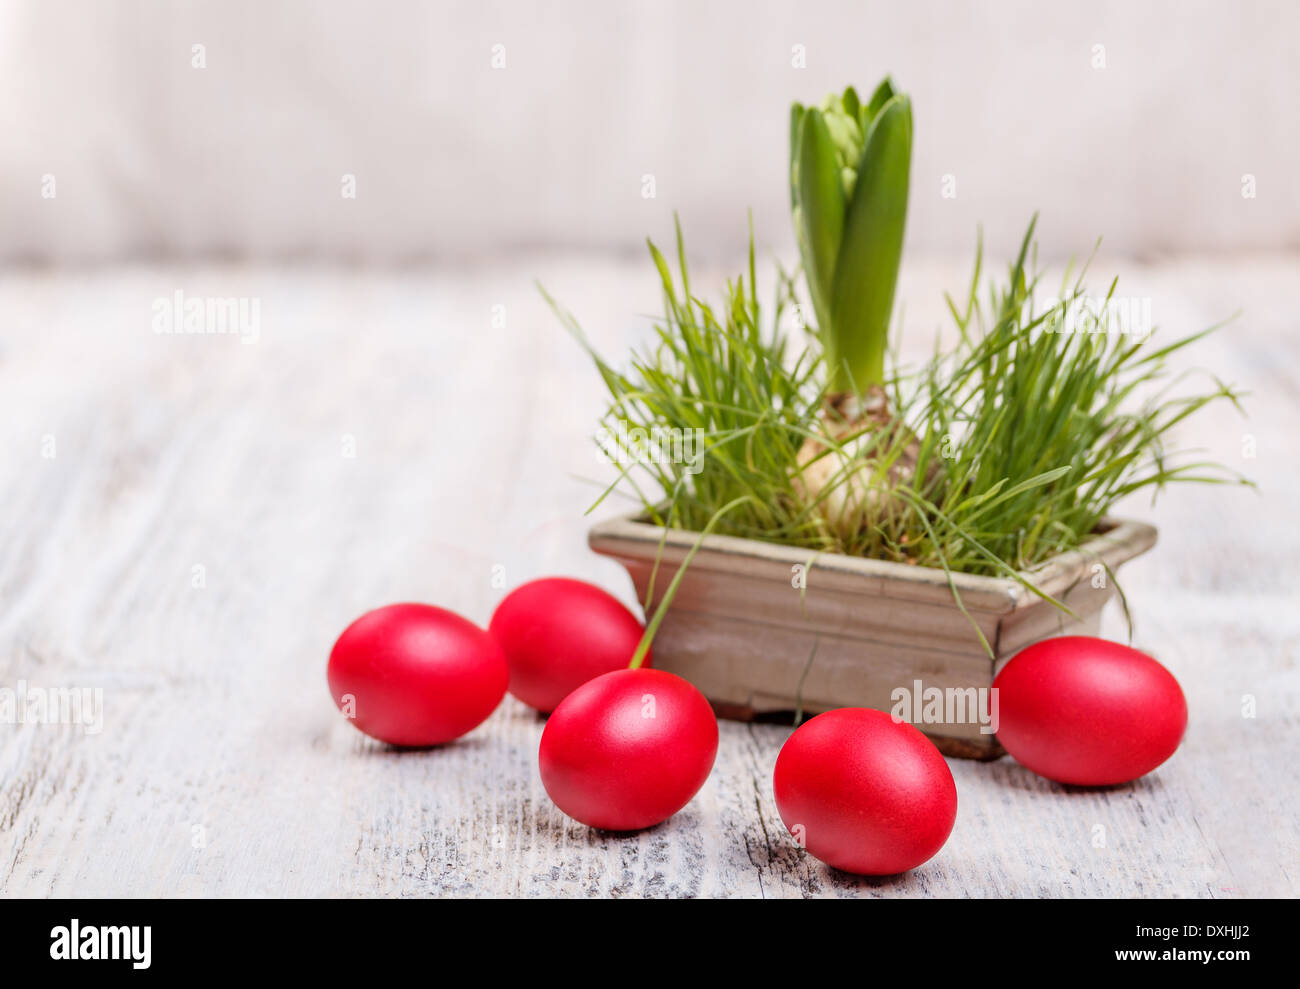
[0,256,1296,898]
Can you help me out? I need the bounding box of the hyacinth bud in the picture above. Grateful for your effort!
[789,79,913,396]
[821,96,865,197]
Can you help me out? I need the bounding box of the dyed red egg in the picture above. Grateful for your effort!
[993,635,1187,786]
[773,708,957,875]
[538,668,717,831]
[489,577,648,713]
[327,603,508,746]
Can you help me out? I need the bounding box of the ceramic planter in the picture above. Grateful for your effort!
[589,513,1157,759]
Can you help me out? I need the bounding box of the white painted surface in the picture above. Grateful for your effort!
[0,254,1295,897]
[2,0,1297,263]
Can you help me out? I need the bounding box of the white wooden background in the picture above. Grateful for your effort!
[1,253,1296,897]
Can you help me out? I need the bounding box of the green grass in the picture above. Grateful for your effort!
[906,218,1251,576]
[543,216,827,546]
[546,215,1251,589]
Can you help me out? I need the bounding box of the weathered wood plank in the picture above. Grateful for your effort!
[0,258,1296,897]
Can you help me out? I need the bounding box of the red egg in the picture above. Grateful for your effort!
[327,603,508,746]
[538,668,717,831]
[993,635,1187,786]
[489,577,648,713]
[773,708,957,875]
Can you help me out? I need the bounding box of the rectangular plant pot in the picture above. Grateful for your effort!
[589,512,1157,759]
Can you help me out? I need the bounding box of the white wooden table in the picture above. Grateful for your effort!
[1,255,1296,897]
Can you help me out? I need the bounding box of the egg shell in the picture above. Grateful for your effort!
[773,708,957,876]
[538,668,718,831]
[489,577,648,713]
[993,635,1188,786]
[328,603,508,746]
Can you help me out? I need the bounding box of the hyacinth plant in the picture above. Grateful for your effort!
[545,76,1251,648]
[788,80,925,540]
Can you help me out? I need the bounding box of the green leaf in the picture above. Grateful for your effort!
[795,107,846,345]
[788,103,805,209]
[828,93,912,393]
[841,85,860,121]
[863,76,895,127]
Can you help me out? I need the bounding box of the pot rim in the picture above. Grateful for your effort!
[588,511,1157,614]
